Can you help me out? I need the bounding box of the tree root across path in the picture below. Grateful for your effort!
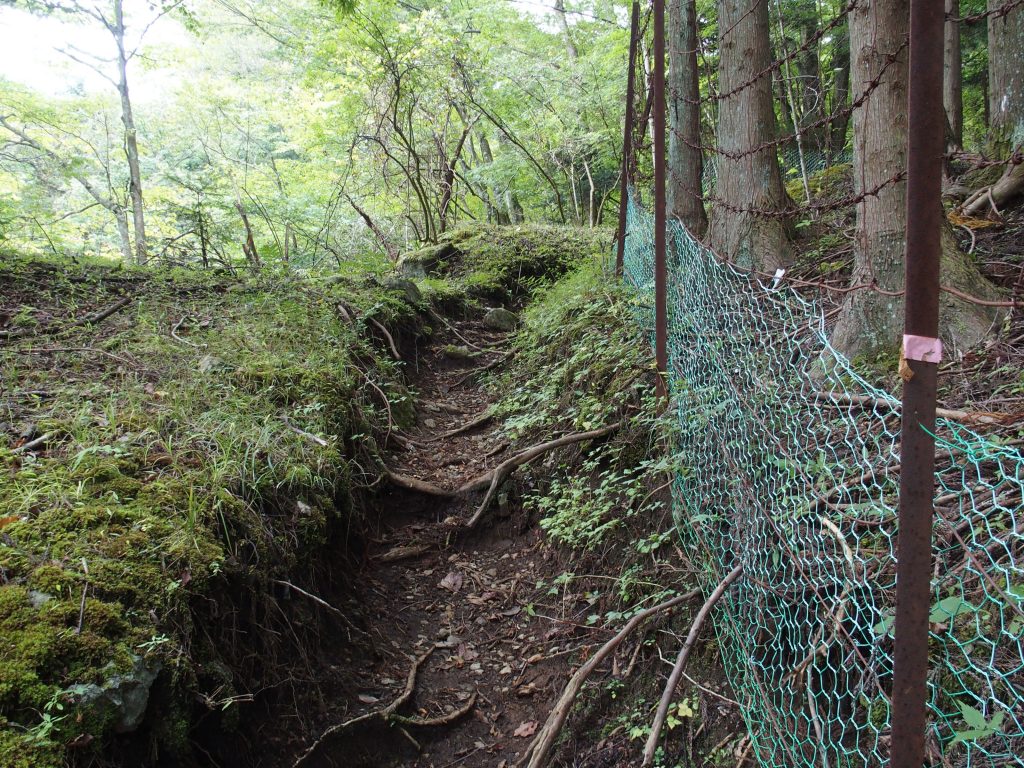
[641,565,745,767]
[517,587,702,768]
[292,645,477,768]
[461,421,624,528]
[381,420,624,526]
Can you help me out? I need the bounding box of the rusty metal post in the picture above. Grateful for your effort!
[891,1,944,766]
[615,2,641,278]
[653,0,668,397]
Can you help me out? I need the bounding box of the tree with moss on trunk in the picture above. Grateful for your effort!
[708,0,793,271]
[831,0,1002,362]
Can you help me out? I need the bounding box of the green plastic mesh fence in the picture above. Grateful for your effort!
[622,189,1024,767]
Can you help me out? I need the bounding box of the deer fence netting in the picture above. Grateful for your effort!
[622,189,1024,768]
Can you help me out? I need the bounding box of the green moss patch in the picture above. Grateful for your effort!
[0,254,422,764]
[408,224,609,304]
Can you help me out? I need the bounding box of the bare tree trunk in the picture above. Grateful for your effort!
[708,0,792,271]
[988,0,1024,158]
[831,0,909,358]
[553,0,579,62]
[113,0,146,266]
[234,196,261,271]
[346,194,399,261]
[668,0,708,236]
[833,0,1000,359]
[945,0,964,150]
[829,24,851,156]
[477,133,508,224]
[114,208,133,264]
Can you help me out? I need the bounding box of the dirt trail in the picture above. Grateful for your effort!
[284,312,602,768]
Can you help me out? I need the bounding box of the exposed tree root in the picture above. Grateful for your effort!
[517,587,701,768]
[384,469,455,497]
[451,351,513,389]
[292,646,474,767]
[368,316,402,360]
[423,410,494,443]
[961,158,1024,217]
[641,565,744,767]
[461,421,624,528]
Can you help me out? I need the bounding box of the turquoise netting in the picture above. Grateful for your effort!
[622,190,1024,767]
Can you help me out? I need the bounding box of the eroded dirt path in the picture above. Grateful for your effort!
[285,313,602,768]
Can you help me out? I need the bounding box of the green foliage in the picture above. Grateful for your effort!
[494,259,676,550]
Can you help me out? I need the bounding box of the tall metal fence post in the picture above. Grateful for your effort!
[615,1,641,278]
[653,0,668,397]
[891,1,944,766]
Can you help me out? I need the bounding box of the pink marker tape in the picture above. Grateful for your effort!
[903,334,942,363]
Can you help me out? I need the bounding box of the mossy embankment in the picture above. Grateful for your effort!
[0,223,605,767]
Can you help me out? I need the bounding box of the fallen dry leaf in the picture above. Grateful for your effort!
[513,720,538,738]
[440,571,464,592]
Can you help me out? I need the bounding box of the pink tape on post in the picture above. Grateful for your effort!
[903,334,943,363]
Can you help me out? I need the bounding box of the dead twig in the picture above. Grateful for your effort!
[282,417,330,447]
[518,588,701,768]
[272,579,368,642]
[642,565,744,766]
[170,316,206,349]
[462,421,624,528]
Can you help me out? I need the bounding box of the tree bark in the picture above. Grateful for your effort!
[831,0,909,359]
[113,0,146,265]
[833,0,1001,359]
[477,133,509,224]
[988,0,1024,159]
[667,0,708,236]
[829,23,851,156]
[944,0,964,151]
[708,0,792,271]
[553,0,579,62]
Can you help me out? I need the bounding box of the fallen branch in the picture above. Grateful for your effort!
[813,391,1010,426]
[641,565,744,767]
[368,316,402,360]
[384,469,455,497]
[462,421,624,528]
[11,431,56,455]
[1,296,133,340]
[519,587,701,768]
[26,346,137,367]
[377,544,431,563]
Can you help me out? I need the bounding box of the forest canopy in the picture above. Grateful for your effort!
[0,0,632,270]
